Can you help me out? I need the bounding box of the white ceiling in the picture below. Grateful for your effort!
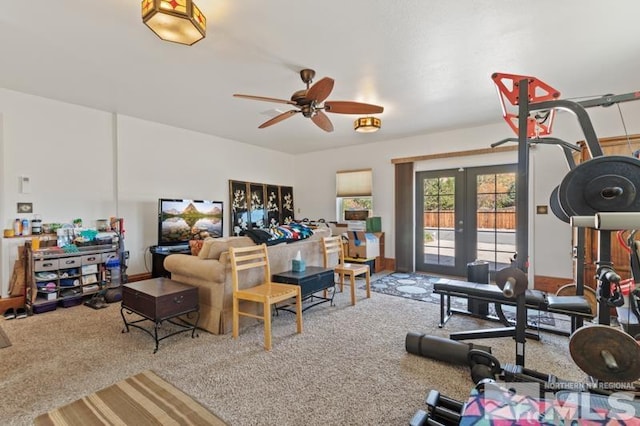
[2,1,640,154]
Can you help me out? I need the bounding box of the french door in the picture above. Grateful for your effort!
[415,164,517,278]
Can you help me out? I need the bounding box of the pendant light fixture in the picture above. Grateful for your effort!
[142,0,206,46]
[354,116,381,133]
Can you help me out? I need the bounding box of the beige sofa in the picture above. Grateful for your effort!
[164,227,332,335]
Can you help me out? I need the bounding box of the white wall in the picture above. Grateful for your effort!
[295,101,640,280]
[0,90,115,221]
[0,90,115,297]
[2,87,639,296]
[0,89,295,296]
[294,123,526,271]
[115,115,295,275]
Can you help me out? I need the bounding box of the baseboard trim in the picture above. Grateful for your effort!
[128,272,152,283]
[0,296,25,312]
[533,275,574,294]
[383,258,395,271]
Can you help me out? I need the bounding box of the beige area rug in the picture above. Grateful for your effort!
[0,278,589,425]
[33,370,227,426]
[0,325,11,348]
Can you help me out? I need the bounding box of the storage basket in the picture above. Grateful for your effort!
[33,300,57,314]
[59,295,83,308]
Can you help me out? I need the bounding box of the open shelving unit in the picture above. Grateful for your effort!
[28,244,119,314]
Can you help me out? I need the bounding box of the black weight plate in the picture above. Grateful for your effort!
[558,155,640,217]
[495,267,528,297]
[550,185,570,223]
[584,174,636,207]
[570,324,640,382]
[467,349,501,374]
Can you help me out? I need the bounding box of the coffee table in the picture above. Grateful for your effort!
[272,266,335,312]
[120,277,199,353]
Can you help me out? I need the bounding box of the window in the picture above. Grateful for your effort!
[336,169,373,221]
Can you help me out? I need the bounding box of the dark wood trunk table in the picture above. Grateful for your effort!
[120,277,199,353]
[272,266,335,313]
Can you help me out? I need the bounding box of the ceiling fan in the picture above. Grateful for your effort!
[233,69,384,132]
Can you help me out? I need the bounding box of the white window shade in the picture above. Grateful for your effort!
[336,169,372,197]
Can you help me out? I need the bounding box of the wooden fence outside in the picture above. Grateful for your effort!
[424,210,516,230]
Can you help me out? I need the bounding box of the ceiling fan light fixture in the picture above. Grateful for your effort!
[354,116,381,133]
[141,0,206,46]
[234,69,384,132]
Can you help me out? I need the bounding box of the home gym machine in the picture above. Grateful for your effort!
[409,215,640,425]
[491,72,640,333]
[409,328,640,424]
[407,73,640,424]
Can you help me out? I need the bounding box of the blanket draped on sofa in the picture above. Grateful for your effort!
[242,223,315,246]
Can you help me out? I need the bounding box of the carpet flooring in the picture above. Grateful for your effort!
[364,272,557,327]
[0,281,591,425]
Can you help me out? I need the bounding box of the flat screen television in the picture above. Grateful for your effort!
[158,198,223,247]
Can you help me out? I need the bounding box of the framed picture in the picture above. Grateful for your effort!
[279,186,294,224]
[230,180,249,236]
[249,183,266,230]
[266,185,280,227]
[17,202,33,214]
[229,180,294,235]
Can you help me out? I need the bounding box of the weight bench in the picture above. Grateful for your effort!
[433,278,594,337]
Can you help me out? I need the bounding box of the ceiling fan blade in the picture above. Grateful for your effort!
[233,94,296,105]
[324,101,384,114]
[258,110,299,128]
[306,77,335,103]
[311,111,334,132]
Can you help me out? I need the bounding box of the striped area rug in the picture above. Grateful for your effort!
[34,370,227,425]
[0,326,10,349]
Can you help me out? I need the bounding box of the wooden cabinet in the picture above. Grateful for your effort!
[151,249,172,278]
[575,134,640,289]
[150,246,190,278]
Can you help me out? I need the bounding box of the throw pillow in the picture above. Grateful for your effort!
[189,239,205,256]
[199,237,255,259]
[197,237,216,259]
[227,237,255,249]
[200,238,228,260]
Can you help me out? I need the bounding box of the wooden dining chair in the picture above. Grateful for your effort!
[322,236,371,305]
[228,244,303,350]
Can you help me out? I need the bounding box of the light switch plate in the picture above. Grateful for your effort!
[20,175,31,193]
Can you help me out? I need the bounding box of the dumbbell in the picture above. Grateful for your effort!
[405,333,492,366]
[467,349,502,384]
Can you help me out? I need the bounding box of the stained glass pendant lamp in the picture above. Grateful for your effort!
[142,0,206,46]
[354,116,381,133]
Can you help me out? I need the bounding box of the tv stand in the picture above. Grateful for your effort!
[150,245,190,278]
